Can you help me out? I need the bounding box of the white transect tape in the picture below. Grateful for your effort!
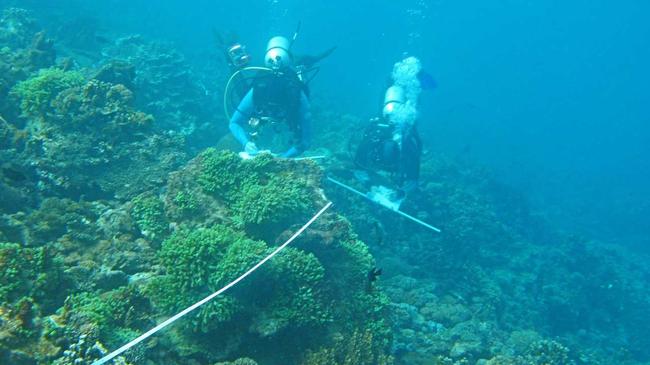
[326,176,441,233]
[92,202,333,365]
[293,155,327,161]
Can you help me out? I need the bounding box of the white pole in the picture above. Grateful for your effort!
[326,176,441,233]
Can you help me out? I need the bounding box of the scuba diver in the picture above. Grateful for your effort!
[225,30,334,159]
[213,30,252,71]
[228,36,311,158]
[353,56,432,210]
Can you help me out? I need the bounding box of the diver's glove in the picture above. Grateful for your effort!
[239,142,260,159]
[239,141,260,160]
[239,145,274,160]
[244,141,259,155]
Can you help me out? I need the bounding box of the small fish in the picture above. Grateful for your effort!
[366,267,383,293]
[367,267,382,283]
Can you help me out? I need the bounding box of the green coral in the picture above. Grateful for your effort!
[130,193,169,240]
[146,224,332,337]
[197,148,247,198]
[172,191,199,214]
[302,329,394,365]
[233,174,313,226]
[0,242,66,311]
[10,67,84,119]
[196,149,316,236]
[61,285,151,349]
[253,248,330,333]
[147,225,263,332]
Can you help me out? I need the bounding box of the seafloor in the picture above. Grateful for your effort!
[1,7,649,365]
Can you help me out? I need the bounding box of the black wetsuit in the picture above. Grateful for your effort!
[354,119,422,190]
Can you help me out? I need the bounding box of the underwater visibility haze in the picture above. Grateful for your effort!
[0,1,649,364]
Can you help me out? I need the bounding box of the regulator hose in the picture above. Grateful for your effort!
[223,66,274,121]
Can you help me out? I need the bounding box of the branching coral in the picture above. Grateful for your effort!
[197,148,248,198]
[130,193,169,241]
[10,67,84,119]
[0,242,67,312]
[61,285,152,350]
[52,79,153,134]
[232,174,313,227]
[172,191,199,215]
[146,226,260,332]
[149,224,331,336]
[196,149,318,238]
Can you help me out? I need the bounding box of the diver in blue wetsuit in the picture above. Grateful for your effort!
[229,36,312,158]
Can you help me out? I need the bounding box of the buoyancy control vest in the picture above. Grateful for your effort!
[251,69,306,135]
[354,118,422,185]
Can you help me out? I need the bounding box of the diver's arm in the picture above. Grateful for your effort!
[229,89,254,147]
[281,91,312,158]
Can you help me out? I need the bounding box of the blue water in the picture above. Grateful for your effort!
[25,0,648,248]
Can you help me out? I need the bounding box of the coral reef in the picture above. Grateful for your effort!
[317,109,650,364]
[130,192,169,241]
[0,10,187,203]
[192,148,321,239]
[303,329,395,365]
[0,9,56,121]
[0,242,67,310]
[137,151,391,363]
[2,6,649,365]
[11,67,84,120]
[52,334,133,365]
[101,35,225,149]
[59,285,153,351]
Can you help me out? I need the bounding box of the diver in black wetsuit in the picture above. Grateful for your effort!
[355,84,422,198]
[353,56,433,209]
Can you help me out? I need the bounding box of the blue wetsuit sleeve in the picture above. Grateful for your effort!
[282,91,312,158]
[229,89,254,147]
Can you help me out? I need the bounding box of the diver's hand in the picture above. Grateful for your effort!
[244,141,259,155]
[238,142,259,160]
